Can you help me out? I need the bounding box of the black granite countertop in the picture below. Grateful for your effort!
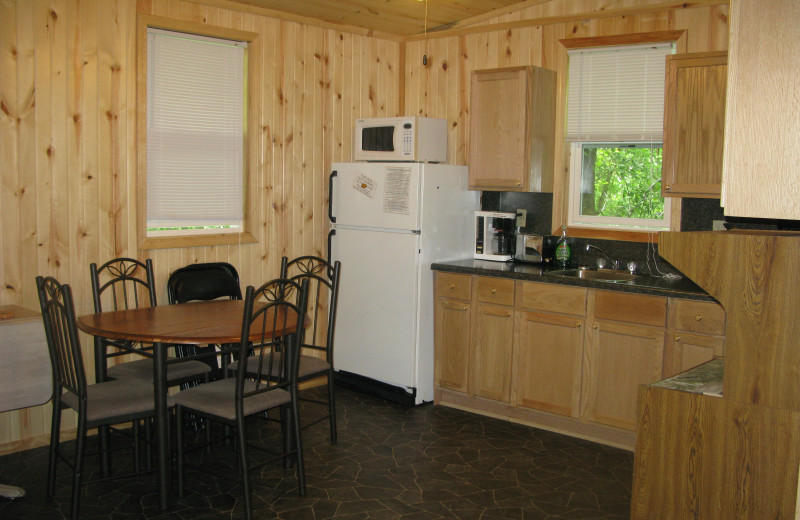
[431,258,716,301]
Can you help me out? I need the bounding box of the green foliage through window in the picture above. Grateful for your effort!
[579,144,664,220]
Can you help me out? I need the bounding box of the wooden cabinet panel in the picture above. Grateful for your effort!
[666,332,725,376]
[435,272,472,301]
[594,291,667,327]
[672,299,725,336]
[662,51,727,198]
[514,310,584,417]
[476,277,515,306]
[582,320,665,430]
[722,0,800,219]
[468,66,556,192]
[473,303,514,402]
[518,281,586,315]
[434,298,472,392]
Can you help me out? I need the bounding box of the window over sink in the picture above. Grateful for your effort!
[566,43,674,232]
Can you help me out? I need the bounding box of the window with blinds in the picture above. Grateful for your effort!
[566,43,674,232]
[146,28,246,235]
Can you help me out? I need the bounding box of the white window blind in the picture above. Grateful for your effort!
[566,43,673,142]
[146,28,246,230]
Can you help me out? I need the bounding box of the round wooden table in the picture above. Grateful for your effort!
[77,299,299,511]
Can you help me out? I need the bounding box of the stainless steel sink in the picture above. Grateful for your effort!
[546,268,639,283]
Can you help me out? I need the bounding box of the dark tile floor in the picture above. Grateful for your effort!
[0,387,634,519]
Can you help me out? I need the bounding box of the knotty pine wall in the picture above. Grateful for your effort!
[0,0,728,451]
[0,0,401,452]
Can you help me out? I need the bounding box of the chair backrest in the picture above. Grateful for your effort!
[167,262,242,305]
[90,258,157,313]
[280,256,340,363]
[235,278,309,400]
[36,276,87,399]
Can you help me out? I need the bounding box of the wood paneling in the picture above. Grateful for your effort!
[0,0,730,452]
[0,0,400,451]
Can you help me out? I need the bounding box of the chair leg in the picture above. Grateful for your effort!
[133,420,141,475]
[327,371,337,444]
[290,396,306,496]
[176,405,185,498]
[71,413,88,520]
[47,401,62,498]
[236,414,252,520]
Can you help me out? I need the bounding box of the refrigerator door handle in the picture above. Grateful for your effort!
[327,228,336,264]
[328,170,337,224]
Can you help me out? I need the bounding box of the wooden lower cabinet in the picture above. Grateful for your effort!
[581,320,665,430]
[473,303,514,402]
[433,272,725,449]
[514,310,584,417]
[434,297,472,392]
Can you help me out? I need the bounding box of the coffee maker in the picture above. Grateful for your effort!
[474,211,516,261]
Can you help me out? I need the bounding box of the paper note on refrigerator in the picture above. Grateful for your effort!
[383,166,411,215]
[353,174,377,198]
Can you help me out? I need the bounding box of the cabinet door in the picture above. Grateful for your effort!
[666,332,725,377]
[434,298,472,392]
[473,303,514,402]
[662,52,727,198]
[468,66,555,192]
[722,0,800,219]
[514,310,584,417]
[582,320,665,430]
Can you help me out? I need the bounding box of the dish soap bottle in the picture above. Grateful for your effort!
[555,225,571,269]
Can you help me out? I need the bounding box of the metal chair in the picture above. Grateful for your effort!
[167,262,242,376]
[280,256,341,443]
[36,276,173,520]
[174,278,309,520]
[89,257,211,385]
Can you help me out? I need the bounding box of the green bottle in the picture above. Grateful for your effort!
[555,225,571,269]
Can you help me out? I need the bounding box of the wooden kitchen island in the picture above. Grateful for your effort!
[631,231,800,519]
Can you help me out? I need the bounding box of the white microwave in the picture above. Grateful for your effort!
[354,117,448,163]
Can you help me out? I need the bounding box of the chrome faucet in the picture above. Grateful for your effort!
[585,244,619,270]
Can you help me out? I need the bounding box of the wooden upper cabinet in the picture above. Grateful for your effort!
[722,0,800,219]
[468,66,556,192]
[662,51,727,198]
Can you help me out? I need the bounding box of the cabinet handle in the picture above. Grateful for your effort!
[506,311,512,317]
[695,314,703,321]
[675,335,682,342]
[665,184,672,191]
[490,288,496,294]
[592,322,598,329]
[516,181,521,187]
[576,321,582,328]
[449,283,456,290]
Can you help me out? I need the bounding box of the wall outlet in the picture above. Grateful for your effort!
[516,209,527,228]
[712,220,725,231]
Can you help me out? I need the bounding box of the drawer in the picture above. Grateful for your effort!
[672,299,726,335]
[518,281,587,315]
[594,291,667,327]
[435,272,471,300]
[476,277,515,306]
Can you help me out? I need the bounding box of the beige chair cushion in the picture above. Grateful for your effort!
[173,378,291,421]
[107,357,211,383]
[229,353,330,380]
[61,379,174,423]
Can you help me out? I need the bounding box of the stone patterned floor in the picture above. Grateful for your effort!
[0,387,634,519]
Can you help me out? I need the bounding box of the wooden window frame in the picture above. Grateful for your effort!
[136,15,260,250]
[559,31,687,243]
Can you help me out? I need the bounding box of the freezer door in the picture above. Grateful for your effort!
[330,227,420,393]
[330,163,421,230]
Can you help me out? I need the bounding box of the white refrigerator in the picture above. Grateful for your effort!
[328,162,479,405]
